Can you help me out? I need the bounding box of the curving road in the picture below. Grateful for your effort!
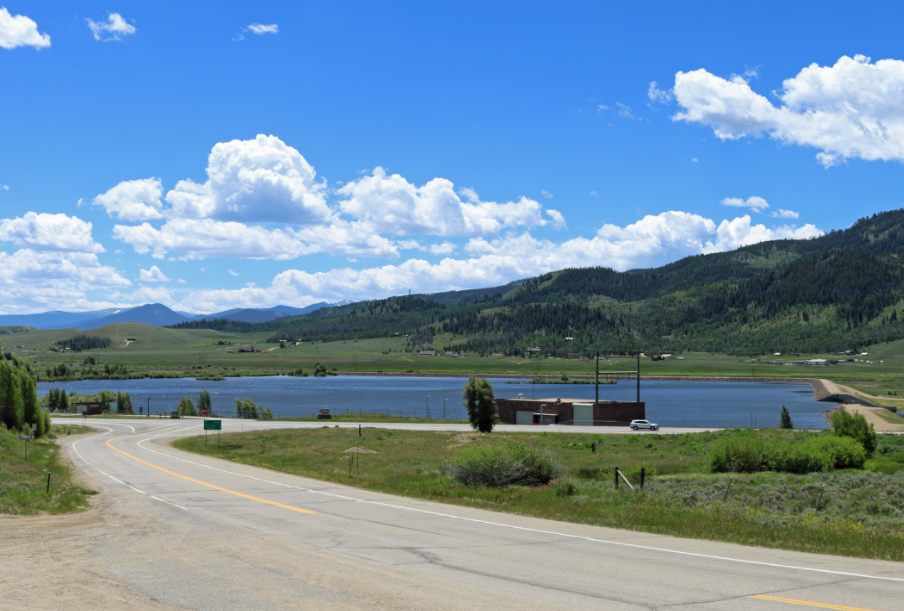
[51,417,904,611]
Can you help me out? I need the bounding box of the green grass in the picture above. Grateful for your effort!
[0,424,96,514]
[174,427,904,561]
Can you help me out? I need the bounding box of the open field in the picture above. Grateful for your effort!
[0,424,96,515]
[175,426,904,560]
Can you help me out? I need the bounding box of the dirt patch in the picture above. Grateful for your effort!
[447,432,479,447]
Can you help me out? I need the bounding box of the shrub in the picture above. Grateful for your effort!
[710,433,868,474]
[831,408,878,457]
[710,435,767,473]
[555,480,578,497]
[446,442,562,487]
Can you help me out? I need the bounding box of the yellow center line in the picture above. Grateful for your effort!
[749,595,883,611]
[105,433,316,515]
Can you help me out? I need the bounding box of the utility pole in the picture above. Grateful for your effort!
[595,351,600,404]
[636,353,641,404]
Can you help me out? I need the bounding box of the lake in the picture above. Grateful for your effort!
[39,375,831,429]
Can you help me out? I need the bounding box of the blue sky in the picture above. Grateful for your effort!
[1,1,903,314]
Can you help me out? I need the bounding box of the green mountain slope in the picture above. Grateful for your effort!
[174,209,904,356]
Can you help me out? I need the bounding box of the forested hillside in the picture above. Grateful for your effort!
[173,209,904,356]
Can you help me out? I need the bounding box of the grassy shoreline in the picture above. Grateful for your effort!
[174,427,904,561]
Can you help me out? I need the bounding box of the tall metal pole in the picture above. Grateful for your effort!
[595,352,599,404]
[636,354,640,404]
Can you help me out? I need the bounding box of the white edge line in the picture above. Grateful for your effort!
[70,425,185,510]
[132,431,904,584]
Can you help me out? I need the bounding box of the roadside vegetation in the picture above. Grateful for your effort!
[0,423,96,514]
[175,416,904,561]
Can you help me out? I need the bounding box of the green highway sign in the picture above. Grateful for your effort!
[203,420,222,431]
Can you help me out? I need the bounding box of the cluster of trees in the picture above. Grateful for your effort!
[234,397,273,420]
[114,391,133,414]
[43,362,132,381]
[179,390,212,416]
[169,318,253,331]
[0,344,50,437]
[45,387,72,412]
[54,336,112,352]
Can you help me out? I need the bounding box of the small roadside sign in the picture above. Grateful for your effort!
[204,419,222,448]
[19,434,34,461]
[201,407,209,416]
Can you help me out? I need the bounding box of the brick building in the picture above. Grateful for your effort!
[495,397,644,426]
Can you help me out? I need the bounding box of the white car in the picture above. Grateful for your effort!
[630,419,658,431]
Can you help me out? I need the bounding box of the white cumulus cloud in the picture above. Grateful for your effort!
[0,7,50,50]
[179,212,823,312]
[673,55,904,167]
[166,135,330,225]
[338,168,549,236]
[0,249,130,314]
[720,196,770,213]
[86,13,136,41]
[113,217,398,261]
[139,265,169,282]
[0,212,104,253]
[546,209,566,230]
[93,177,165,221]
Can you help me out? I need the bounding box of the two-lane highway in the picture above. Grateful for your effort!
[54,418,904,611]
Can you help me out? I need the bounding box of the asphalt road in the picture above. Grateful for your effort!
[55,417,904,611]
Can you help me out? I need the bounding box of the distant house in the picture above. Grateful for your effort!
[526,347,541,353]
[661,354,675,359]
[807,358,829,366]
[444,351,460,357]
[126,337,137,342]
[773,352,782,356]
[419,350,437,356]
[793,360,808,365]
[564,337,574,342]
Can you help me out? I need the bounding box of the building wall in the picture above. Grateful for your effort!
[496,399,644,425]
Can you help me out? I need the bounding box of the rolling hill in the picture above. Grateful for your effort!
[182,209,904,356]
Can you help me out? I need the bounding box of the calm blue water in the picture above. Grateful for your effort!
[38,376,830,429]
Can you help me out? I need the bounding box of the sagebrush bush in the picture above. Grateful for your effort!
[446,442,562,487]
[710,433,867,474]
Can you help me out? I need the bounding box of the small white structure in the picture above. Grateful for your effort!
[419,350,437,356]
